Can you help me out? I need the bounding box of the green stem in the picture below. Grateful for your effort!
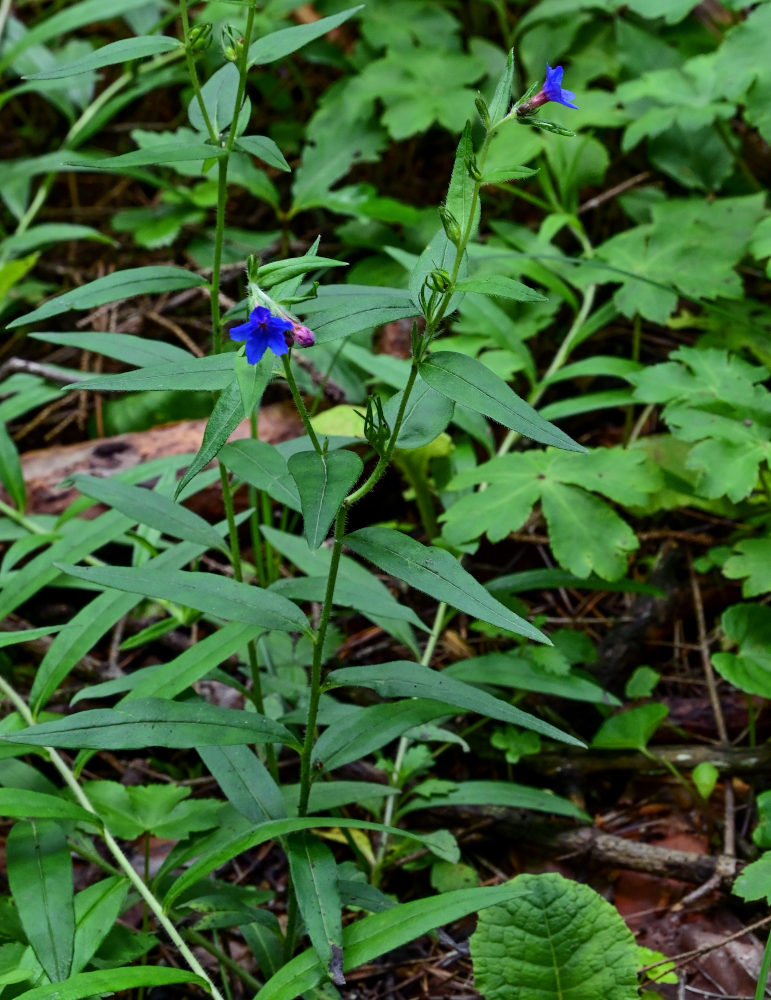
[756,930,771,1000]
[178,0,217,142]
[281,354,321,453]
[296,508,346,817]
[0,675,226,1000]
[185,929,262,993]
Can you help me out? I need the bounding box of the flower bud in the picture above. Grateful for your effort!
[221,24,244,63]
[475,94,491,130]
[438,205,461,246]
[427,268,451,293]
[290,323,315,348]
[465,155,482,182]
[188,22,213,53]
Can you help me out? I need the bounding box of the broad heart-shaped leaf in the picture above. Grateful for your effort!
[247,6,363,67]
[255,881,550,1000]
[733,852,771,904]
[287,833,344,985]
[442,447,659,580]
[74,353,236,393]
[55,564,310,635]
[0,698,300,752]
[400,780,587,822]
[325,663,582,747]
[723,539,771,598]
[591,703,669,752]
[69,474,227,553]
[470,872,639,1000]
[288,449,362,549]
[711,602,771,697]
[9,968,207,1000]
[345,526,548,643]
[6,820,74,982]
[454,275,547,302]
[162,815,458,910]
[7,267,208,328]
[419,352,582,452]
[24,35,182,79]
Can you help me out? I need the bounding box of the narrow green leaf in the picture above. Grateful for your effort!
[419,351,583,452]
[200,745,287,824]
[0,698,300,752]
[2,224,114,256]
[287,834,344,984]
[6,820,74,981]
[71,877,128,974]
[73,142,227,170]
[70,474,227,553]
[235,135,290,171]
[325,662,581,745]
[0,789,94,825]
[455,274,547,302]
[221,439,301,510]
[345,526,549,643]
[8,267,208,328]
[254,881,546,1000]
[163,816,458,909]
[0,420,25,510]
[247,7,363,67]
[0,0,153,73]
[0,626,67,650]
[488,48,515,126]
[12,967,206,1000]
[30,331,191,366]
[288,449,362,549]
[54,564,310,635]
[311,700,460,774]
[175,375,249,498]
[24,36,181,79]
[399,779,587,821]
[75,352,235,393]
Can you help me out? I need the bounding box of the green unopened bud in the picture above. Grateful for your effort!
[465,155,483,182]
[221,24,244,63]
[438,205,461,246]
[475,94,491,130]
[188,22,213,53]
[427,268,451,293]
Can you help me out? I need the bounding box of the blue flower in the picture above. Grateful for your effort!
[516,63,578,117]
[229,306,293,364]
[542,63,578,109]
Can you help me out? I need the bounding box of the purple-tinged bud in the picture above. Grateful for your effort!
[516,63,577,117]
[290,323,315,348]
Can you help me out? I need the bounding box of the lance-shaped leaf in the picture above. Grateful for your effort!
[419,351,583,451]
[247,6,363,67]
[11,968,207,1000]
[69,474,227,553]
[0,698,300,751]
[74,353,236,393]
[455,274,547,302]
[288,449,362,548]
[8,267,208,328]
[55,564,310,635]
[0,789,95,825]
[324,662,581,746]
[24,35,182,80]
[345,526,548,643]
[287,834,345,985]
[6,820,74,981]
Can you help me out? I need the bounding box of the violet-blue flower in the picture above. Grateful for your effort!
[229,306,293,364]
[517,63,578,116]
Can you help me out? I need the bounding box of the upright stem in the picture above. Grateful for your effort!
[0,676,226,1000]
[282,354,322,453]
